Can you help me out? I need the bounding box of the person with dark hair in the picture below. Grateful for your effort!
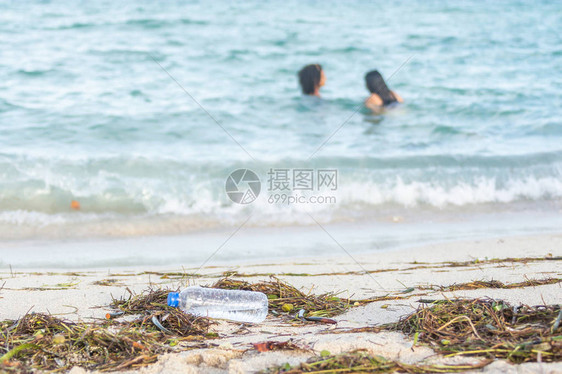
[364,70,403,111]
[298,64,325,96]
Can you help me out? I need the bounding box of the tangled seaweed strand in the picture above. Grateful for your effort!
[391,298,562,363]
[0,289,214,372]
[212,276,359,318]
[266,349,491,373]
[421,277,561,292]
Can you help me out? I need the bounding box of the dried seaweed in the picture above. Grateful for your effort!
[211,277,363,318]
[0,313,163,372]
[421,277,561,292]
[3,276,560,373]
[111,288,170,313]
[110,287,216,338]
[253,340,309,353]
[265,349,492,373]
[0,288,214,372]
[92,278,125,287]
[6,255,559,280]
[320,326,381,335]
[390,298,562,363]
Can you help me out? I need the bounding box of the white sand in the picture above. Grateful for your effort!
[1,233,561,373]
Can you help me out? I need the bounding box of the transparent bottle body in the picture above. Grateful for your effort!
[176,286,268,323]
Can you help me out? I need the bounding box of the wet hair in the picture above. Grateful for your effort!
[298,64,322,95]
[365,70,397,106]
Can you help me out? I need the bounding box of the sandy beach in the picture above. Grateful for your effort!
[1,233,560,373]
[2,1,562,372]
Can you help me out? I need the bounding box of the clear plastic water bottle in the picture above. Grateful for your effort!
[167,286,268,323]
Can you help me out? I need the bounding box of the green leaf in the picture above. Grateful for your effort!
[0,343,37,363]
[168,339,178,347]
[281,303,294,312]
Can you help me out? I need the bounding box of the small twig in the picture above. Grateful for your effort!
[52,305,79,316]
[437,315,483,340]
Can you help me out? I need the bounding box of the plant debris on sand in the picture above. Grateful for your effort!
[266,349,491,373]
[110,288,215,338]
[391,298,562,363]
[0,289,214,372]
[212,276,365,318]
[421,277,561,292]
[253,340,309,353]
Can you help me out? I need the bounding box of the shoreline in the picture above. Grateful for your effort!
[2,207,562,271]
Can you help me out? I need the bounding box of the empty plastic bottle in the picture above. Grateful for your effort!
[167,286,268,323]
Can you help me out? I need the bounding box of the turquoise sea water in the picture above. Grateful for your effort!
[0,0,561,243]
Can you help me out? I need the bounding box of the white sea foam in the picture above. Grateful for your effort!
[0,173,561,240]
[338,176,562,208]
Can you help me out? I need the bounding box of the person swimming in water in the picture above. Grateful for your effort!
[298,64,326,96]
[364,70,403,111]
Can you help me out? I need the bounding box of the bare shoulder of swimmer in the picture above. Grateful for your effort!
[391,91,404,103]
[365,93,384,109]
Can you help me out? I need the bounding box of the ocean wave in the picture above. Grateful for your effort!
[338,176,562,208]
[0,169,561,240]
[1,152,561,217]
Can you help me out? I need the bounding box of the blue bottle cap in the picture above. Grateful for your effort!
[167,292,180,307]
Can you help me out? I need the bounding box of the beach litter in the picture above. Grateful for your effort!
[2,275,560,373]
[296,309,337,324]
[110,288,216,337]
[167,286,268,323]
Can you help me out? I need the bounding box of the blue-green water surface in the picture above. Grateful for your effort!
[0,0,561,240]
